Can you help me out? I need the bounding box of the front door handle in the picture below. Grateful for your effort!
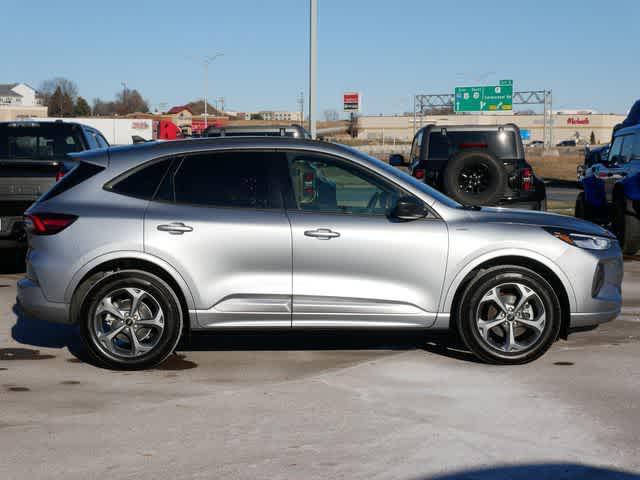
[157,222,194,235]
[304,228,340,240]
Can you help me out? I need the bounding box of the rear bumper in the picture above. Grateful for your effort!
[16,278,71,324]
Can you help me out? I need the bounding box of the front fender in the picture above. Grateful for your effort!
[619,173,640,202]
[440,248,577,314]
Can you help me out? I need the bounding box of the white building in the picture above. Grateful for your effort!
[259,110,302,122]
[0,83,41,106]
[0,83,47,121]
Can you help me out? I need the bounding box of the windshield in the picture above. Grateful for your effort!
[339,144,462,208]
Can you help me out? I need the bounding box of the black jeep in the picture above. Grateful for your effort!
[390,124,546,209]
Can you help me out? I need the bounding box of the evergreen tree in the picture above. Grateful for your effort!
[48,87,63,116]
[74,96,91,116]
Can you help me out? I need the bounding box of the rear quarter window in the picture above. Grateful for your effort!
[106,158,173,200]
[40,162,105,202]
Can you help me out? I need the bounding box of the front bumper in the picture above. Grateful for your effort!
[557,244,623,330]
[16,278,71,324]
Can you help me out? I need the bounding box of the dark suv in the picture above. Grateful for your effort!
[203,124,310,139]
[0,120,108,249]
[390,124,546,209]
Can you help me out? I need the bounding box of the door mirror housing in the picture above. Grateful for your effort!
[391,196,428,221]
[389,154,406,167]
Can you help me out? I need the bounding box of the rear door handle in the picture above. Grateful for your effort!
[304,228,340,240]
[157,222,194,235]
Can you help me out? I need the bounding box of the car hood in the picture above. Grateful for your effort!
[467,207,613,237]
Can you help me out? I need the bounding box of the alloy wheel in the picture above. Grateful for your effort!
[91,287,165,358]
[475,282,546,353]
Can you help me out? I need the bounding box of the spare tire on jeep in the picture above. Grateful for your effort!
[442,150,506,205]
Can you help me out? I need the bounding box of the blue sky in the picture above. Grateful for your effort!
[3,0,639,116]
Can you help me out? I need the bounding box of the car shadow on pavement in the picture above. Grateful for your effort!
[179,330,482,363]
[422,463,639,479]
[10,304,96,365]
[10,305,481,366]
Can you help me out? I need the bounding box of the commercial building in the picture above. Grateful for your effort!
[357,113,626,145]
[258,110,302,122]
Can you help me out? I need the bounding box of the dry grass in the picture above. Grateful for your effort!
[526,150,583,182]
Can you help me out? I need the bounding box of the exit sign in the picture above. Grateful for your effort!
[454,80,513,112]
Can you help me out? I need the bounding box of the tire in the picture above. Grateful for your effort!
[575,192,586,219]
[455,266,561,365]
[77,269,183,370]
[612,195,640,255]
[443,150,506,205]
[537,198,547,211]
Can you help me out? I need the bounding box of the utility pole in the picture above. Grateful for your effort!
[298,91,305,126]
[202,53,224,127]
[309,0,317,139]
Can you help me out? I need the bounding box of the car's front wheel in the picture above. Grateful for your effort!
[612,194,640,255]
[456,266,561,365]
[78,270,183,370]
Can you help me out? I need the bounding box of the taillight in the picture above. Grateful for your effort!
[413,168,426,180]
[521,167,533,192]
[24,213,77,235]
[55,168,66,182]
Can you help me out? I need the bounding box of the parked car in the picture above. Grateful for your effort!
[0,120,108,249]
[18,137,621,369]
[390,124,546,209]
[203,124,310,138]
[527,140,545,148]
[576,123,640,254]
[557,140,577,147]
[577,144,610,184]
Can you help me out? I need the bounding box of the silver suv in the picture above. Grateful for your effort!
[17,138,623,369]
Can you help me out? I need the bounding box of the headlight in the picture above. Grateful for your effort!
[545,228,614,251]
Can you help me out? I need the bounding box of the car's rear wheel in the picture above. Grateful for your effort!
[612,195,640,255]
[78,270,183,370]
[456,266,561,365]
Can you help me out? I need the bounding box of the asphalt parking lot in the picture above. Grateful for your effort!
[0,254,637,480]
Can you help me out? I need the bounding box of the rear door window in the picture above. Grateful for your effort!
[166,151,286,209]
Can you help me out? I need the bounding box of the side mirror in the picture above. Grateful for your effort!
[389,154,406,167]
[609,154,622,166]
[391,196,428,221]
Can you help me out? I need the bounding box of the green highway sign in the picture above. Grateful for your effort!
[454,80,513,112]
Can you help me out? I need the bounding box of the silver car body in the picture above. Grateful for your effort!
[18,138,623,333]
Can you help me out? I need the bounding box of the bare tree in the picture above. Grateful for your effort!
[39,77,78,106]
[115,88,149,114]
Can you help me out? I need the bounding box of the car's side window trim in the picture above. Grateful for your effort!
[280,149,437,220]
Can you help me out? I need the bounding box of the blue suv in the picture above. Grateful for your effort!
[576,121,640,254]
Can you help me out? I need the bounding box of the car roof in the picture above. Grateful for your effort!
[204,124,309,138]
[419,123,521,134]
[0,120,88,129]
[104,136,351,164]
[615,124,640,137]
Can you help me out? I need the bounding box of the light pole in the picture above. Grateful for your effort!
[309,0,317,139]
[203,53,223,127]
